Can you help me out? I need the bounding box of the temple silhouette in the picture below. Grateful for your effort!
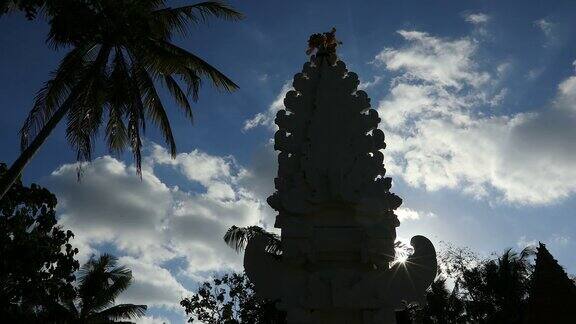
[244,30,437,324]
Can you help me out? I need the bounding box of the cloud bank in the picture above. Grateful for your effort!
[375,30,576,205]
[49,144,270,310]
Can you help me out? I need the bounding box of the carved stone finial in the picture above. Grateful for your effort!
[306,27,342,63]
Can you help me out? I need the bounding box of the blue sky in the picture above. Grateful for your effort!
[2,0,576,322]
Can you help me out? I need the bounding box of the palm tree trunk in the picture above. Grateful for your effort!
[0,103,71,200]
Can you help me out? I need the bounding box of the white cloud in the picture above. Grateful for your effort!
[139,316,171,324]
[534,18,557,47]
[535,19,554,38]
[51,157,174,263]
[552,234,571,246]
[375,30,490,89]
[396,207,420,222]
[396,207,435,222]
[465,13,490,25]
[375,31,576,205]
[358,76,383,90]
[119,256,189,310]
[517,236,538,249]
[496,62,512,77]
[49,145,269,308]
[518,234,571,250]
[258,73,269,82]
[558,76,576,106]
[243,82,292,131]
[526,67,545,80]
[463,13,491,38]
[150,144,241,201]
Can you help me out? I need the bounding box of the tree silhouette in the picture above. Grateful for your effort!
[463,248,534,323]
[410,245,538,323]
[0,0,243,200]
[180,272,286,324]
[411,278,467,324]
[0,163,79,322]
[49,254,147,323]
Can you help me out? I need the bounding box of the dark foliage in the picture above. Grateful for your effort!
[0,0,45,19]
[415,278,467,323]
[0,163,79,321]
[180,272,286,324]
[407,243,576,324]
[0,164,145,322]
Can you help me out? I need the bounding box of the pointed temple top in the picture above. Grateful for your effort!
[267,31,402,217]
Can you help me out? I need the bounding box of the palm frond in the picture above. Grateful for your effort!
[142,39,239,92]
[0,0,13,14]
[90,259,132,312]
[181,67,202,101]
[133,62,177,157]
[77,254,136,315]
[106,103,128,155]
[223,226,282,255]
[174,1,244,22]
[126,76,146,178]
[91,269,133,312]
[95,303,147,321]
[65,45,110,165]
[104,265,133,299]
[20,43,94,150]
[0,0,20,16]
[65,90,103,164]
[163,74,193,122]
[154,1,243,37]
[0,0,43,19]
[106,49,130,155]
[78,254,115,291]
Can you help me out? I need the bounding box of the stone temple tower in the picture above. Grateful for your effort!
[244,36,437,324]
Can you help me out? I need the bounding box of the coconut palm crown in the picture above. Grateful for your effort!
[51,254,146,323]
[0,0,242,199]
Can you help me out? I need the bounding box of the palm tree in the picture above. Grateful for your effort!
[49,254,146,323]
[446,247,534,323]
[0,0,242,199]
[224,225,282,255]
